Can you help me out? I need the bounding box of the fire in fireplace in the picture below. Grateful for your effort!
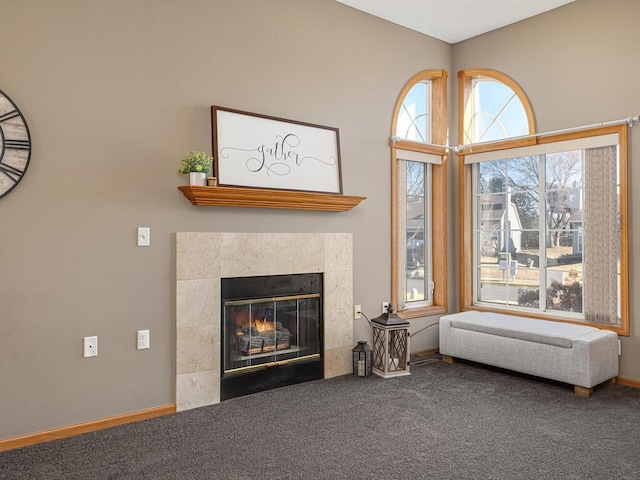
[220,273,324,400]
[236,315,291,356]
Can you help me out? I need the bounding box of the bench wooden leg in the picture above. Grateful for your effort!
[442,355,455,365]
[574,385,593,397]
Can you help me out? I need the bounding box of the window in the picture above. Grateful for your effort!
[458,69,629,335]
[459,69,535,144]
[399,157,432,308]
[391,70,447,318]
[397,80,431,142]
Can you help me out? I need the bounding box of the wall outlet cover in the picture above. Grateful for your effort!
[84,336,98,358]
[137,329,150,350]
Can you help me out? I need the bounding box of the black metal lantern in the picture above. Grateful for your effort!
[352,340,372,377]
[371,305,410,378]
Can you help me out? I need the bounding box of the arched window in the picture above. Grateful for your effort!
[391,70,448,318]
[459,69,535,144]
[458,69,628,335]
[396,80,431,142]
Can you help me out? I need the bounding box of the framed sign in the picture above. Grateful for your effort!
[212,106,343,194]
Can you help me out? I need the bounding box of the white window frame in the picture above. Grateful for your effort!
[396,152,438,309]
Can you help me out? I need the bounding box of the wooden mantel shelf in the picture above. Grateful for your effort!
[178,185,366,212]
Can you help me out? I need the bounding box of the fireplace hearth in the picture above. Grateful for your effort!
[220,273,324,400]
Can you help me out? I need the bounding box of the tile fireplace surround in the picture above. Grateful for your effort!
[176,232,354,411]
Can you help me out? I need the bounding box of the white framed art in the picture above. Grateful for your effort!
[211,106,343,194]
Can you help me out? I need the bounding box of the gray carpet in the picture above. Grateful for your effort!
[2,359,640,479]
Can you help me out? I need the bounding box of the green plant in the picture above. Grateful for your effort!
[177,151,213,174]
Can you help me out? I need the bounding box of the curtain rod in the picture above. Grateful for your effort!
[390,115,640,153]
[390,137,449,150]
[450,114,640,153]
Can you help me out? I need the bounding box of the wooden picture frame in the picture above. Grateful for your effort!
[212,106,343,194]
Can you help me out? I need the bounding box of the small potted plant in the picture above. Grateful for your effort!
[177,151,214,186]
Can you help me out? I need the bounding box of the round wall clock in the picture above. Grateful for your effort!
[0,88,32,199]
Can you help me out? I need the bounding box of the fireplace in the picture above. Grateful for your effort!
[220,273,324,400]
[176,232,353,412]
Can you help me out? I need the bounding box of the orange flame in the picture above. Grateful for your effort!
[253,318,274,333]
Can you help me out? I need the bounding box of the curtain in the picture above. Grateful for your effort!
[583,146,619,325]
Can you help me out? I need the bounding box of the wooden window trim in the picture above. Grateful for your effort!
[458,69,536,319]
[458,69,628,336]
[391,70,448,317]
[457,68,536,147]
[458,122,630,336]
[396,305,447,320]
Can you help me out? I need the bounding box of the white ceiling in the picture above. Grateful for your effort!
[336,0,575,44]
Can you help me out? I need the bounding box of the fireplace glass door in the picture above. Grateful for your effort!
[223,294,321,375]
[221,273,323,399]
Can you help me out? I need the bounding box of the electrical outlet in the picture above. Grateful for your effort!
[382,302,390,314]
[354,304,362,319]
[137,329,150,350]
[84,336,98,358]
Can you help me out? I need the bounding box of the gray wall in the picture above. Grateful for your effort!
[0,0,450,439]
[452,0,640,382]
[2,0,638,441]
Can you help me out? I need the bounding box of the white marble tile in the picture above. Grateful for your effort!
[324,345,353,378]
[176,324,217,375]
[220,233,296,277]
[323,269,353,311]
[292,233,325,273]
[324,306,354,350]
[176,370,219,411]
[176,278,218,327]
[324,233,353,272]
[176,233,221,280]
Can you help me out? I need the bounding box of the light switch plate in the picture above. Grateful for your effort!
[137,227,150,247]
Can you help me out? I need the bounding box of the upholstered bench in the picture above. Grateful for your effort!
[439,311,619,397]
